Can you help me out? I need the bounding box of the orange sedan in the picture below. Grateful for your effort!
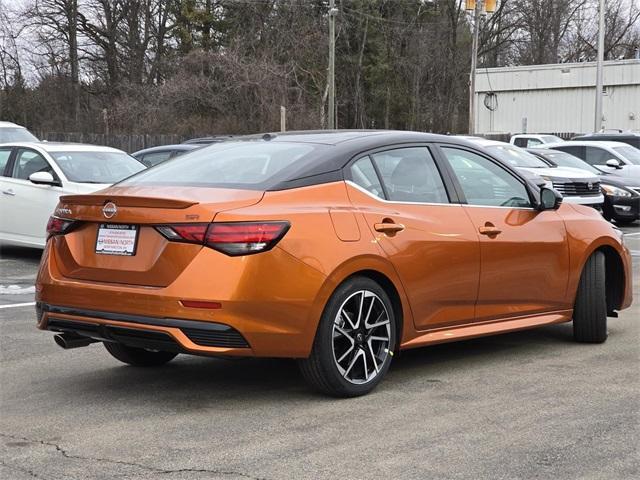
[36,131,633,397]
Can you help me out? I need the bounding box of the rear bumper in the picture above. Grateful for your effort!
[36,243,327,358]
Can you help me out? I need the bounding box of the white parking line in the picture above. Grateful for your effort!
[0,302,36,309]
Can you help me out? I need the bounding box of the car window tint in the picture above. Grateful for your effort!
[349,156,384,199]
[0,148,11,176]
[442,147,532,208]
[371,147,449,203]
[554,145,583,159]
[12,149,53,180]
[140,151,173,167]
[584,146,614,166]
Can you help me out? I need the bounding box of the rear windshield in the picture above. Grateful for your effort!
[613,146,640,165]
[0,127,38,142]
[120,141,320,189]
[51,151,146,183]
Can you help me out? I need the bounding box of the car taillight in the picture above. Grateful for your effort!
[155,221,290,256]
[46,216,75,238]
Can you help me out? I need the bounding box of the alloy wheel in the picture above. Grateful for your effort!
[331,290,392,384]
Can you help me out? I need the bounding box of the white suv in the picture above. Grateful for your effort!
[466,138,604,207]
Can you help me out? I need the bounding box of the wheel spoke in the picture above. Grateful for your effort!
[334,325,354,343]
[362,293,375,328]
[367,339,380,373]
[341,310,357,330]
[336,344,354,363]
[360,348,369,381]
[355,291,365,329]
[343,349,362,379]
[369,335,389,342]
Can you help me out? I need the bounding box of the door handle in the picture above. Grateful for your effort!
[478,224,502,236]
[1,189,15,196]
[374,222,405,234]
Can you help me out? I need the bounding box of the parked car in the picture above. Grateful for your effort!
[527,148,640,225]
[182,135,234,145]
[510,134,564,148]
[544,140,640,179]
[571,131,640,150]
[0,142,146,248]
[465,138,603,207]
[36,131,632,397]
[132,144,201,167]
[0,121,39,143]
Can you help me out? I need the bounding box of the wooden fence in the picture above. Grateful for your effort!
[37,132,188,153]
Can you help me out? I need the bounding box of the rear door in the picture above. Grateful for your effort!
[439,145,569,321]
[346,145,480,330]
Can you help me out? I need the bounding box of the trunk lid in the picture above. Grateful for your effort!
[52,186,264,287]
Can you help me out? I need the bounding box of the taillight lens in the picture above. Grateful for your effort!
[155,221,290,256]
[46,216,75,238]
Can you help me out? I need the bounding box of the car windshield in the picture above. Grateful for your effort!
[120,141,319,189]
[0,127,38,142]
[50,151,146,183]
[543,151,601,174]
[486,145,549,168]
[613,146,640,165]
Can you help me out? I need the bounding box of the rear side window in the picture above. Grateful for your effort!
[350,157,384,199]
[12,149,53,180]
[554,145,583,159]
[120,142,319,189]
[513,138,527,147]
[0,148,11,176]
[370,147,449,203]
[139,151,173,167]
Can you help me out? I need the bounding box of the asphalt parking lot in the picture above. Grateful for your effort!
[1,226,639,480]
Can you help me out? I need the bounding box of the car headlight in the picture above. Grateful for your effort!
[601,184,632,197]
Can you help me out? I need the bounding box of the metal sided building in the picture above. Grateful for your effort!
[474,59,640,135]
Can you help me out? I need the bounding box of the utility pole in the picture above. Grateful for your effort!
[594,0,605,132]
[468,1,481,135]
[328,0,337,129]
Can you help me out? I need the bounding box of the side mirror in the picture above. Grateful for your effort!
[29,171,59,186]
[605,159,622,169]
[538,187,561,211]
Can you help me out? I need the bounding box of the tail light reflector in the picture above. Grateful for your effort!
[46,216,75,238]
[155,221,290,256]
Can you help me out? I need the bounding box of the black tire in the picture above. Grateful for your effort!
[298,276,397,397]
[103,342,178,367]
[573,251,608,343]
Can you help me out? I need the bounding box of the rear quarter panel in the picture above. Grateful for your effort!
[214,181,417,350]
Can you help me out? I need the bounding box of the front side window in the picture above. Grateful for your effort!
[585,146,613,166]
[12,149,53,180]
[370,147,449,203]
[527,138,542,147]
[442,147,532,208]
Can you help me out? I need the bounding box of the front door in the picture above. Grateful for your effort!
[2,148,63,246]
[440,146,570,321]
[346,146,480,330]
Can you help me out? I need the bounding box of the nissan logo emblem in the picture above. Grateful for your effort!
[103,202,117,219]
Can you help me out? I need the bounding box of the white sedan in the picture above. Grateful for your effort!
[0,142,145,248]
